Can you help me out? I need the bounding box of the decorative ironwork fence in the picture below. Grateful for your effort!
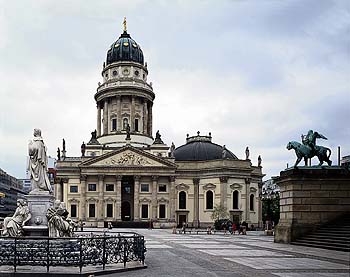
[0,232,146,273]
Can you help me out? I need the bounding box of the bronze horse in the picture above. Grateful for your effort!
[287,141,332,167]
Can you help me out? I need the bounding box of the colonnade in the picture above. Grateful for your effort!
[96,96,153,137]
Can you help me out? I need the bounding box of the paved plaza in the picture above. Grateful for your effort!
[102,228,349,277]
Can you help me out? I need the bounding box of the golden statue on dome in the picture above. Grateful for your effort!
[123,16,127,32]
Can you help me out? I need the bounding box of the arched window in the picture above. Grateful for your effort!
[206,190,213,210]
[123,118,128,130]
[112,118,117,131]
[233,190,239,209]
[134,118,139,132]
[179,191,186,209]
[250,194,254,211]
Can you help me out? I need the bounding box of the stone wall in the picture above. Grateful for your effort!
[274,167,350,243]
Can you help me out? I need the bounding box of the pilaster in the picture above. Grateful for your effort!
[169,176,176,221]
[220,176,228,209]
[116,175,122,220]
[151,175,158,220]
[80,175,87,220]
[193,178,200,228]
[98,175,104,223]
[134,175,140,220]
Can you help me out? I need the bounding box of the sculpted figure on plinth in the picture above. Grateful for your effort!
[287,129,332,167]
[28,129,52,194]
[46,200,75,237]
[3,199,31,237]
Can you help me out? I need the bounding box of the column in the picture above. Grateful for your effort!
[193,178,200,228]
[169,176,176,222]
[134,176,140,220]
[97,103,101,136]
[151,175,158,220]
[245,178,251,221]
[116,175,122,220]
[220,176,228,209]
[148,102,153,137]
[103,99,108,135]
[55,180,63,202]
[98,175,104,223]
[117,96,122,131]
[143,100,148,134]
[131,96,135,131]
[80,175,87,220]
[107,99,111,133]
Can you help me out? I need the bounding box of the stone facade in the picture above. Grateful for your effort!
[55,27,264,228]
[274,167,350,243]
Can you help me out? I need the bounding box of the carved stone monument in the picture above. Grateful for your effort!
[25,128,55,236]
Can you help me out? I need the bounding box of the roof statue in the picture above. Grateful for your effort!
[245,146,250,160]
[125,124,131,140]
[287,129,332,167]
[258,155,262,167]
[153,130,164,144]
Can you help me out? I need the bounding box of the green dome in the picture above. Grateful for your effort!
[106,31,144,65]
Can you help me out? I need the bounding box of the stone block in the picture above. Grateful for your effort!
[290,191,310,198]
[340,199,350,205]
[302,198,340,205]
[320,184,339,190]
[293,205,310,212]
[26,193,55,227]
[309,191,330,198]
[330,191,348,198]
[301,184,321,190]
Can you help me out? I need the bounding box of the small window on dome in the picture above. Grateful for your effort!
[134,70,139,76]
[105,73,108,78]
[113,70,118,76]
[123,42,129,47]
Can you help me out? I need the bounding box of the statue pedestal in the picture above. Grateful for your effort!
[23,225,49,237]
[274,167,350,243]
[26,192,55,229]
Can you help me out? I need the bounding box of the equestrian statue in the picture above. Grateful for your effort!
[287,130,332,167]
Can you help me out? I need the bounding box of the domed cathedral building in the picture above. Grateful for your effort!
[55,20,264,228]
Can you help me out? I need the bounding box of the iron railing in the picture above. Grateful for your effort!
[0,231,146,273]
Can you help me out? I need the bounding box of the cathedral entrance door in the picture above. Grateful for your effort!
[121,176,134,221]
[121,201,131,221]
[178,214,187,228]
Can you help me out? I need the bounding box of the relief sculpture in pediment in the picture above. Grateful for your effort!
[106,152,152,166]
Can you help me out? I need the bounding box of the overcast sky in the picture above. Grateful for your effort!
[0,0,349,180]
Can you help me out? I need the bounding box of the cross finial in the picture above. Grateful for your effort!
[123,17,127,32]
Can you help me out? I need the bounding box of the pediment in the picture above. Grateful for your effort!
[230,183,243,190]
[250,187,257,193]
[175,183,190,191]
[80,146,176,168]
[203,183,216,190]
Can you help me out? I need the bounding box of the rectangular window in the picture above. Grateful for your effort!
[159,204,166,219]
[134,118,139,132]
[107,203,113,218]
[158,184,167,192]
[88,184,96,191]
[140,184,149,192]
[105,184,114,191]
[112,118,117,131]
[71,204,77,217]
[89,204,95,218]
[70,186,78,193]
[141,204,148,219]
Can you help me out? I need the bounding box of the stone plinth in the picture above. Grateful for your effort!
[26,192,55,229]
[274,167,350,243]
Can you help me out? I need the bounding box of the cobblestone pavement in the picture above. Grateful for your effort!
[102,228,350,277]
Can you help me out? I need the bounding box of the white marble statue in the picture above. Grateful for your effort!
[3,199,31,237]
[47,200,75,237]
[28,129,52,194]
